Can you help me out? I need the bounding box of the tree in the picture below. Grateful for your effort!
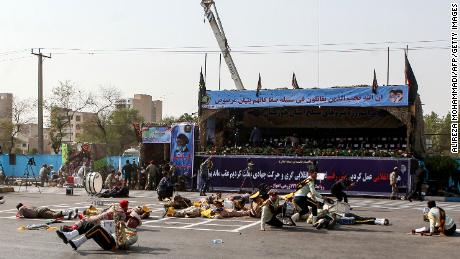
[109,108,143,154]
[424,111,453,156]
[160,113,198,125]
[0,98,34,153]
[47,81,93,153]
[78,86,121,145]
[425,155,458,192]
[79,108,143,155]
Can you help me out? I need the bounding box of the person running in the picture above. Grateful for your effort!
[407,164,426,202]
[291,170,331,224]
[122,160,133,188]
[199,157,213,196]
[330,175,355,203]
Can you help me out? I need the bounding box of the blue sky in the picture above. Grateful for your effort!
[0,0,453,117]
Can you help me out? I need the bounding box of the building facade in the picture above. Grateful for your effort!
[0,93,13,153]
[116,94,162,122]
[14,123,53,154]
[52,108,98,144]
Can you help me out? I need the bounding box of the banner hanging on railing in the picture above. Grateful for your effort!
[202,85,408,109]
[196,155,412,194]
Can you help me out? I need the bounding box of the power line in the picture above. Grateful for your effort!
[42,45,450,55]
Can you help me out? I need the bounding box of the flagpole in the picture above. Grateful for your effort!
[219,53,222,90]
[387,47,389,85]
[405,45,408,85]
[204,53,208,87]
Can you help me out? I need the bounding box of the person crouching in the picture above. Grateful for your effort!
[260,190,284,231]
[412,200,456,236]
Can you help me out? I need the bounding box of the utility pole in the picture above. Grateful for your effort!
[31,48,51,154]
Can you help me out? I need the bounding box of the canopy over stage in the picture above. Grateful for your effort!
[198,85,425,157]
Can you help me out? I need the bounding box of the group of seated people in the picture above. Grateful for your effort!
[16,200,149,251]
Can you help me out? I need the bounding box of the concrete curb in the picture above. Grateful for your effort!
[424,196,460,202]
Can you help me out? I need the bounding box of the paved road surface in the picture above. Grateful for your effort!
[0,187,459,259]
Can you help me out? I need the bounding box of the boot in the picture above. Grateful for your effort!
[291,213,300,223]
[69,235,87,250]
[56,230,79,244]
[312,216,318,225]
[73,209,79,219]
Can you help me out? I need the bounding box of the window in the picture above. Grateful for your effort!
[75,115,81,122]
[22,143,27,147]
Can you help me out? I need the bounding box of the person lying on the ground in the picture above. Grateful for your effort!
[207,199,251,219]
[165,206,202,218]
[412,200,456,236]
[127,205,151,219]
[97,186,129,198]
[72,200,129,229]
[163,195,192,210]
[62,208,142,251]
[16,203,77,219]
[222,193,251,210]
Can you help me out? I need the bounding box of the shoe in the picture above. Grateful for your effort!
[56,229,79,244]
[56,230,69,244]
[411,229,416,235]
[69,235,87,250]
[69,240,78,250]
[73,209,79,219]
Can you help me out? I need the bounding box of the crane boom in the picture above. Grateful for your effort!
[201,0,245,90]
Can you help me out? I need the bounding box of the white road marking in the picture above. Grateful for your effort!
[231,220,261,232]
[182,219,215,228]
[142,224,237,232]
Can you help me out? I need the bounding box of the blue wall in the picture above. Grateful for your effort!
[0,154,62,177]
[0,154,139,177]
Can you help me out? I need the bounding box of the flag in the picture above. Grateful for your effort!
[198,68,206,116]
[372,69,378,94]
[256,73,262,97]
[292,72,300,89]
[132,123,142,143]
[405,53,418,104]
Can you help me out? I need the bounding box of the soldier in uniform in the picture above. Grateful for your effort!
[64,207,142,250]
[389,167,399,200]
[16,203,77,219]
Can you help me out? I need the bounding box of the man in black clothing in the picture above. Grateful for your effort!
[330,175,355,203]
[122,160,132,188]
[407,164,426,202]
